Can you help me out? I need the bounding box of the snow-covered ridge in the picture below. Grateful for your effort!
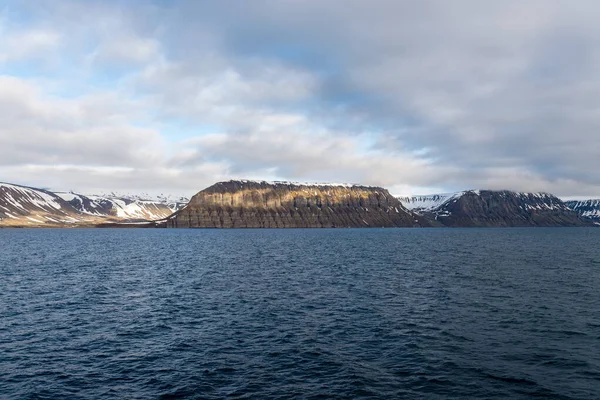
[399,190,562,214]
[1,182,190,226]
[398,192,467,211]
[55,191,189,220]
[0,182,87,225]
[93,192,189,208]
[0,182,64,211]
[564,199,600,220]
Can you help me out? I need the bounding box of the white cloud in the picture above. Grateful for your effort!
[0,29,61,63]
[136,57,318,129]
[88,35,161,66]
[0,75,164,168]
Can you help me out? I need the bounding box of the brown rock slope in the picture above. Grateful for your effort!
[167,180,427,228]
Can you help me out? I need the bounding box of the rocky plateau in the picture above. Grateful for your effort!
[167,180,427,228]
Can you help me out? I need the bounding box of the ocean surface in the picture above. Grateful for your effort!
[0,228,599,399]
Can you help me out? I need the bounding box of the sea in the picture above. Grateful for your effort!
[0,228,599,399]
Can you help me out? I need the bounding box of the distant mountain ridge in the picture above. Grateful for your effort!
[0,183,95,226]
[55,192,189,220]
[398,192,472,212]
[1,180,596,228]
[399,190,591,227]
[0,182,188,227]
[565,199,600,223]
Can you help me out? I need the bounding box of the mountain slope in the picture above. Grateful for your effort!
[168,180,427,228]
[400,190,591,227]
[55,192,184,221]
[398,192,466,212]
[0,183,99,226]
[565,199,600,223]
[1,182,189,227]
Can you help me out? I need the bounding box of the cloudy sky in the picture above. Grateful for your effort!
[1,0,599,198]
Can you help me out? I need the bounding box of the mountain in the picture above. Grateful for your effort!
[54,192,188,221]
[0,183,99,226]
[0,182,189,227]
[564,199,600,223]
[398,193,464,213]
[167,180,427,228]
[91,192,189,213]
[3,180,594,228]
[399,190,591,227]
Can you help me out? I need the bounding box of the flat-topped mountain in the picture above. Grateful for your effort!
[565,199,600,223]
[167,180,427,228]
[399,190,591,227]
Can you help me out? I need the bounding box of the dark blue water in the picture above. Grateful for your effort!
[1,228,599,399]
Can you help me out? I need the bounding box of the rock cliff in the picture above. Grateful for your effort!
[167,180,426,228]
[400,190,591,227]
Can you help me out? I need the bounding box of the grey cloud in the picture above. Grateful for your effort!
[3,0,600,197]
[158,0,600,196]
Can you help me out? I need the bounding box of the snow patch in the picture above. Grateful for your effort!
[226,179,378,189]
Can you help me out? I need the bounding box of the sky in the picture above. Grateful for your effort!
[1,0,599,198]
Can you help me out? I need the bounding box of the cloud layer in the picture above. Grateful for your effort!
[1,0,600,197]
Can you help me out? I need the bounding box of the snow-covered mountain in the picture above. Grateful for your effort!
[398,192,471,212]
[399,190,589,227]
[55,192,188,221]
[91,192,190,212]
[564,199,600,222]
[2,180,592,228]
[0,182,189,227]
[0,183,94,226]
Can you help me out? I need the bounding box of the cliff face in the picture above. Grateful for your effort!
[565,199,600,223]
[413,190,591,227]
[168,180,426,228]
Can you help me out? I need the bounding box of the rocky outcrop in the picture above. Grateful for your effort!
[168,180,427,228]
[401,190,592,227]
[565,199,600,223]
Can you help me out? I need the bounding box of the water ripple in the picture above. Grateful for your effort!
[0,228,599,399]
